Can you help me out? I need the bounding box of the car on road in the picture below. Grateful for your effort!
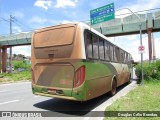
[6,66,14,71]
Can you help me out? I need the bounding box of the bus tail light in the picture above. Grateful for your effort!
[74,66,85,88]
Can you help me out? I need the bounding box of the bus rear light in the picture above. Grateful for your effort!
[74,66,85,88]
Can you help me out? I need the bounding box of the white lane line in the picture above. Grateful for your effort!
[0,100,20,105]
[0,90,7,93]
[34,95,39,98]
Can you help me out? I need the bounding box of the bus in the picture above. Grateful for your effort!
[31,22,133,101]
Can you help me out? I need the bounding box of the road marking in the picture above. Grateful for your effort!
[0,100,20,105]
[0,90,7,93]
[34,95,39,98]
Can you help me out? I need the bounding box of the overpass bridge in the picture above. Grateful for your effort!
[0,11,160,72]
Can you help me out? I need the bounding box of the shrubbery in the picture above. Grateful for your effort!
[0,61,31,82]
[13,60,31,71]
[135,60,160,82]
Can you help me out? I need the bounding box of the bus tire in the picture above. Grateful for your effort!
[127,74,132,84]
[110,78,117,96]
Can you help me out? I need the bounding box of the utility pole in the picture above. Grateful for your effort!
[10,15,12,34]
[9,15,14,73]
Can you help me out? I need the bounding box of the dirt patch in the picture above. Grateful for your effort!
[154,92,160,97]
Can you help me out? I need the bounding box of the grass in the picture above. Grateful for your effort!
[0,60,31,83]
[0,71,31,83]
[104,80,160,120]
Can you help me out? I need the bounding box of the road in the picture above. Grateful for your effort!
[0,81,137,120]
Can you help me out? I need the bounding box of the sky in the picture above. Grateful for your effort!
[0,0,160,61]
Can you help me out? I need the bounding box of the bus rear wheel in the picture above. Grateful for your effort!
[110,79,117,96]
[127,74,132,84]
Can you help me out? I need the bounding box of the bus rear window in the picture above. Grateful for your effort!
[34,26,75,47]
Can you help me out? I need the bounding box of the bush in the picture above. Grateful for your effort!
[13,61,31,71]
[0,60,31,82]
[135,60,160,83]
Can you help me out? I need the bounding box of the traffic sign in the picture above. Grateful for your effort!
[138,45,145,54]
[90,3,115,25]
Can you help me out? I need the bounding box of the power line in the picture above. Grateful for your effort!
[14,18,33,30]
[0,16,33,31]
[0,17,9,22]
[115,7,160,17]
[12,21,29,31]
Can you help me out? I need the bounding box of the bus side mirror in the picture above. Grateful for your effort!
[130,59,134,64]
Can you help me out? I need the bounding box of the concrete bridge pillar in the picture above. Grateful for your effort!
[0,48,1,73]
[2,47,7,72]
[147,13,153,62]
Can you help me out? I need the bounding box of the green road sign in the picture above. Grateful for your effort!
[90,3,115,25]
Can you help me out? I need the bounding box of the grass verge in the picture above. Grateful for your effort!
[104,80,160,120]
[0,71,31,83]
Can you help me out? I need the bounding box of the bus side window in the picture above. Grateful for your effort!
[114,47,120,62]
[120,50,124,63]
[92,35,99,59]
[99,38,105,60]
[86,32,92,58]
[126,53,128,63]
[124,52,127,63]
[110,44,114,61]
[104,41,110,61]
[121,53,123,62]
[128,54,131,64]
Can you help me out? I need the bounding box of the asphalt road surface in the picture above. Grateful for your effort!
[0,80,137,120]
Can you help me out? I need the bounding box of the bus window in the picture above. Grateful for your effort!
[120,50,124,63]
[114,47,120,62]
[99,39,105,60]
[86,32,93,58]
[34,27,75,48]
[124,52,127,63]
[125,53,128,63]
[92,35,99,59]
[128,54,131,64]
[110,44,114,61]
[104,41,110,61]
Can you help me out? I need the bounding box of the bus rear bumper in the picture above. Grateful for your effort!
[32,84,86,101]
[33,92,78,101]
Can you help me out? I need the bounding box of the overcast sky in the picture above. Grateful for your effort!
[0,0,160,61]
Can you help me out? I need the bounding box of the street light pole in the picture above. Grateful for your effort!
[139,24,144,85]
[116,8,144,85]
